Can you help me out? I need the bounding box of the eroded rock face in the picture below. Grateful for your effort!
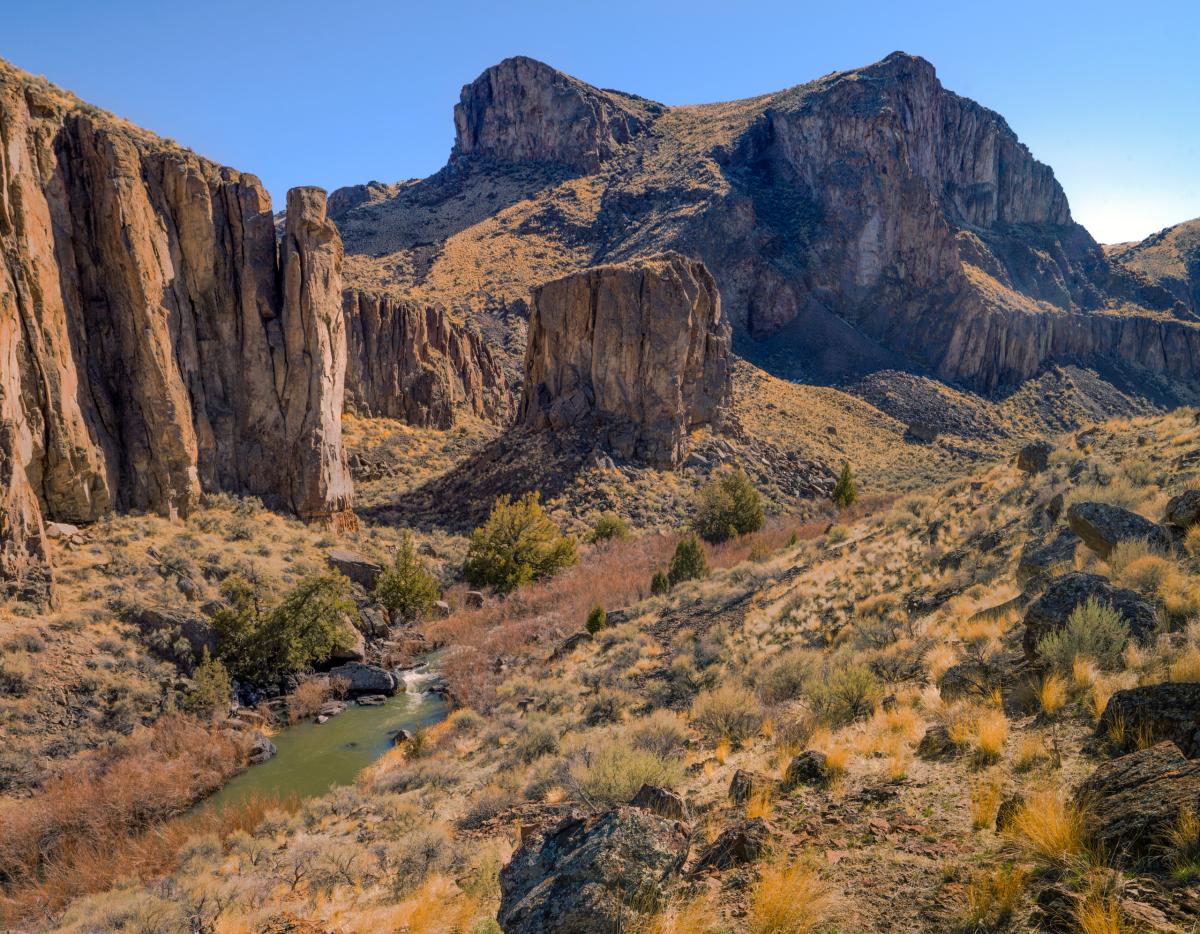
[0,63,354,592]
[452,56,663,173]
[343,291,511,427]
[498,806,690,934]
[519,254,731,466]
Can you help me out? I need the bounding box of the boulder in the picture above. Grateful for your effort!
[498,807,690,934]
[783,751,830,789]
[1076,742,1200,866]
[248,732,276,765]
[1017,440,1054,475]
[1047,491,1065,524]
[328,662,397,696]
[629,784,690,821]
[356,694,387,706]
[327,620,366,663]
[1066,502,1171,559]
[431,600,452,619]
[1022,572,1159,659]
[728,769,773,805]
[995,795,1025,833]
[549,631,593,662]
[518,254,731,467]
[906,421,939,443]
[1097,683,1200,758]
[1165,489,1200,531]
[326,549,383,590]
[691,818,772,870]
[917,725,958,760]
[937,660,1000,703]
[465,590,486,609]
[1016,530,1079,589]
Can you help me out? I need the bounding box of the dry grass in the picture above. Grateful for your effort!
[1004,787,1088,867]
[1170,645,1200,682]
[970,777,1004,830]
[1038,674,1069,716]
[746,858,835,934]
[959,864,1028,928]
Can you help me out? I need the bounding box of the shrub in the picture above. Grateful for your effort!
[668,534,709,586]
[832,462,857,510]
[214,574,358,686]
[511,721,560,764]
[463,493,578,595]
[650,570,671,595]
[181,650,230,718]
[586,605,607,634]
[694,469,764,544]
[806,663,881,727]
[756,649,814,704]
[0,652,32,696]
[568,737,682,806]
[373,532,440,622]
[628,710,689,758]
[690,684,763,744]
[1036,597,1131,672]
[589,511,630,544]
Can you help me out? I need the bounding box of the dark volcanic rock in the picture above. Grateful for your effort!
[783,751,830,789]
[327,662,397,696]
[326,549,383,590]
[498,806,690,933]
[728,769,773,805]
[1017,441,1055,475]
[1097,683,1200,758]
[1022,572,1159,659]
[1016,530,1080,589]
[1076,742,1200,866]
[937,660,1001,703]
[629,784,690,821]
[691,818,772,871]
[1165,489,1200,531]
[1066,502,1171,559]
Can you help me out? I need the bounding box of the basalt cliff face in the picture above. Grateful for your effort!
[0,63,353,597]
[343,290,511,427]
[333,53,1200,396]
[519,253,730,466]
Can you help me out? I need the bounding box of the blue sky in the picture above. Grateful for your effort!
[5,0,1197,243]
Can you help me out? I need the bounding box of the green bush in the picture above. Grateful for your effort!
[756,649,814,704]
[668,533,710,586]
[650,570,671,596]
[585,604,607,634]
[373,532,440,622]
[832,462,857,510]
[1036,597,1131,671]
[806,662,880,726]
[568,737,683,806]
[463,493,578,595]
[693,468,764,544]
[181,650,230,717]
[214,574,358,686]
[690,683,763,744]
[589,511,630,544]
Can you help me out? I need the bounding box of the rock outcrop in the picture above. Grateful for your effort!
[343,291,510,427]
[1067,501,1172,559]
[1097,684,1200,758]
[519,254,731,466]
[498,806,690,933]
[1022,572,1158,658]
[451,56,663,174]
[0,62,354,596]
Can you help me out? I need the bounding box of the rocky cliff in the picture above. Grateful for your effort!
[0,62,353,597]
[1109,218,1200,315]
[343,290,511,427]
[519,253,730,466]
[451,56,663,174]
[335,52,1200,397]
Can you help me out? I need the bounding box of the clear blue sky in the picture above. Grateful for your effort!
[5,0,1197,243]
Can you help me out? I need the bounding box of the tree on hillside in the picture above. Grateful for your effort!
[213,574,358,686]
[694,468,764,544]
[463,492,578,595]
[374,532,441,622]
[668,533,710,586]
[832,462,857,510]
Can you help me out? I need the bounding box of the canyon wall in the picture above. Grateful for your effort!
[0,64,353,598]
[343,290,511,427]
[519,254,730,466]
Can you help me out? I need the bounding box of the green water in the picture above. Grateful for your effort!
[201,672,448,812]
